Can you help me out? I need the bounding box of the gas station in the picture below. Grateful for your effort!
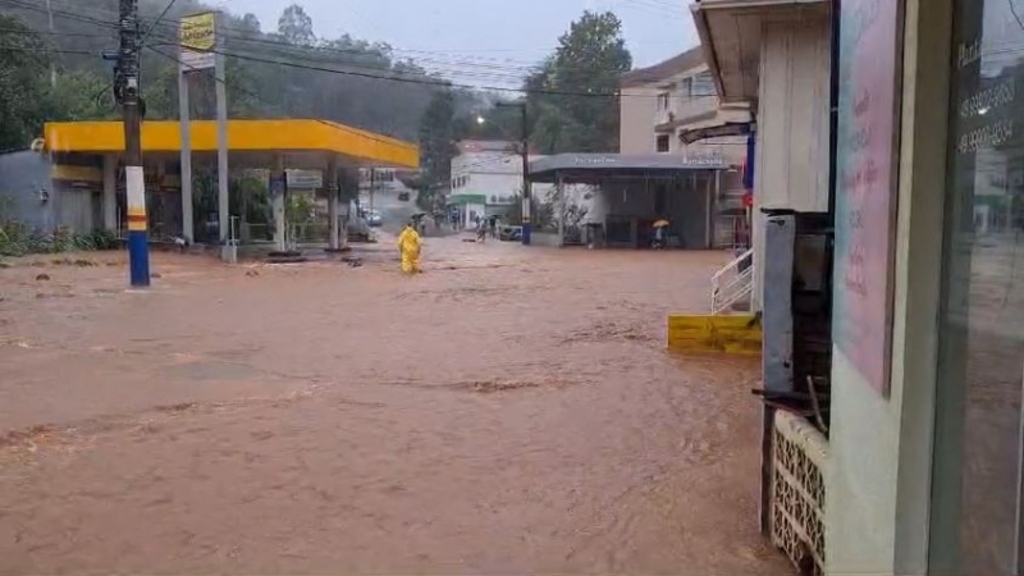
[42,118,419,254]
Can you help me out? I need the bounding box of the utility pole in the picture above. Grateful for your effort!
[116,0,150,286]
[45,0,56,88]
[369,168,376,213]
[497,102,531,245]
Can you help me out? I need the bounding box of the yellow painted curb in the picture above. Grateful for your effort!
[666,313,762,356]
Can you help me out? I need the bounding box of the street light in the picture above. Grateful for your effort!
[493,102,531,246]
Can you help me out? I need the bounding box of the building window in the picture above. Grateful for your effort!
[656,134,670,153]
[657,92,670,111]
[930,0,1024,573]
[690,71,715,97]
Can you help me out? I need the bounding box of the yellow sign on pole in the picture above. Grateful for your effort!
[179,12,216,70]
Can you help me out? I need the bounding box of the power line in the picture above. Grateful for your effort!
[0,45,97,55]
[207,46,627,98]
[140,0,180,46]
[2,0,711,100]
[10,0,548,70]
[4,0,640,80]
[0,25,112,38]
[620,0,687,19]
[146,44,418,150]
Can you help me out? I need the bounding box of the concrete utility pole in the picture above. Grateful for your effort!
[45,0,56,88]
[327,157,339,251]
[178,72,193,243]
[116,0,150,287]
[497,102,531,245]
[214,14,229,250]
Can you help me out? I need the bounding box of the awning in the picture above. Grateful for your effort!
[528,153,726,184]
[679,120,753,145]
[690,0,830,103]
[43,119,419,170]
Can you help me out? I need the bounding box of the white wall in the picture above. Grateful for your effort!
[826,1,951,574]
[620,85,659,154]
[751,16,833,309]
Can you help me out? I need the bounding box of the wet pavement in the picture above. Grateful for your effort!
[0,237,789,575]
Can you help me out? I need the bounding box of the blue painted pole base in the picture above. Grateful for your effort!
[521,223,532,246]
[128,230,151,287]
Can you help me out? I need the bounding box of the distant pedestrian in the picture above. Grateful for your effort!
[475,218,487,243]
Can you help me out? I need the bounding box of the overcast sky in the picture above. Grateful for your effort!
[212,0,699,86]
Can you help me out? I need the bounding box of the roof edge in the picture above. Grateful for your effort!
[620,46,706,88]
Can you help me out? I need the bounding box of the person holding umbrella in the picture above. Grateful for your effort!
[652,218,670,250]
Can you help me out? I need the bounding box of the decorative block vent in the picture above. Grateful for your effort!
[771,410,828,576]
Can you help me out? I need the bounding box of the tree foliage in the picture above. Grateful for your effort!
[0,1,458,141]
[0,2,634,182]
[277,4,315,46]
[0,14,51,149]
[416,88,459,210]
[523,11,631,154]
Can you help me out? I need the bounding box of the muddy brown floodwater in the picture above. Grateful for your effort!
[0,236,790,575]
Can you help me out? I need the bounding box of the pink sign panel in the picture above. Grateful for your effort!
[834,0,904,396]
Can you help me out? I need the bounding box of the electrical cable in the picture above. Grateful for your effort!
[2,0,716,101]
[146,44,418,149]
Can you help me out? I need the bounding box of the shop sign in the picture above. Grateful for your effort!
[179,12,216,71]
[834,0,905,397]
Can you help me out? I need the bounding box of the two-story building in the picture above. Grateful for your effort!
[449,140,552,228]
[619,47,753,248]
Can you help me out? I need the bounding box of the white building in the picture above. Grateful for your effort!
[449,140,553,227]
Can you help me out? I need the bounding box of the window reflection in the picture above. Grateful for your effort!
[934,0,1024,573]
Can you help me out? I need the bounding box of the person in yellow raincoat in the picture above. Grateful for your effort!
[397,220,422,274]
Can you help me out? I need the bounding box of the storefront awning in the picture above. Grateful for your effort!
[43,119,419,170]
[690,0,830,103]
[528,153,727,184]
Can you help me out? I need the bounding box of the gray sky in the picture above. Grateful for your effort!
[212,0,699,86]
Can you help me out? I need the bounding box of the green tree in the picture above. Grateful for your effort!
[523,11,632,154]
[44,70,118,121]
[0,15,51,149]
[277,4,316,46]
[417,88,459,210]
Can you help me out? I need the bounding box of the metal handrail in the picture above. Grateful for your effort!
[711,248,754,314]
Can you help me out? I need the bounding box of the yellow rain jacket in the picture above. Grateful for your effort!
[397,225,422,274]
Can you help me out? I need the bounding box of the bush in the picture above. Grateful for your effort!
[0,221,120,256]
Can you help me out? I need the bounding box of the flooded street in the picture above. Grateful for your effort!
[0,237,788,575]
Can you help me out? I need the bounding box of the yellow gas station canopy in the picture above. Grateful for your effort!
[44,119,419,169]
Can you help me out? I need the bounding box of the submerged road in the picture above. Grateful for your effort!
[0,238,789,574]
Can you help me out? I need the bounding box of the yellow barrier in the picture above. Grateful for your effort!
[666,313,762,355]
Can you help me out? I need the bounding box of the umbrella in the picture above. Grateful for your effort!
[653,219,670,228]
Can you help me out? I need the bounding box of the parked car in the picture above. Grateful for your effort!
[498,225,522,242]
[364,210,383,227]
[398,191,410,202]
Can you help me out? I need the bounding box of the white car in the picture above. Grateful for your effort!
[359,209,383,227]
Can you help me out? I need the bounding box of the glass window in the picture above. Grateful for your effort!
[932,0,1024,573]
[657,92,670,110]
[690,71,715,97]
[656,134,670,153]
